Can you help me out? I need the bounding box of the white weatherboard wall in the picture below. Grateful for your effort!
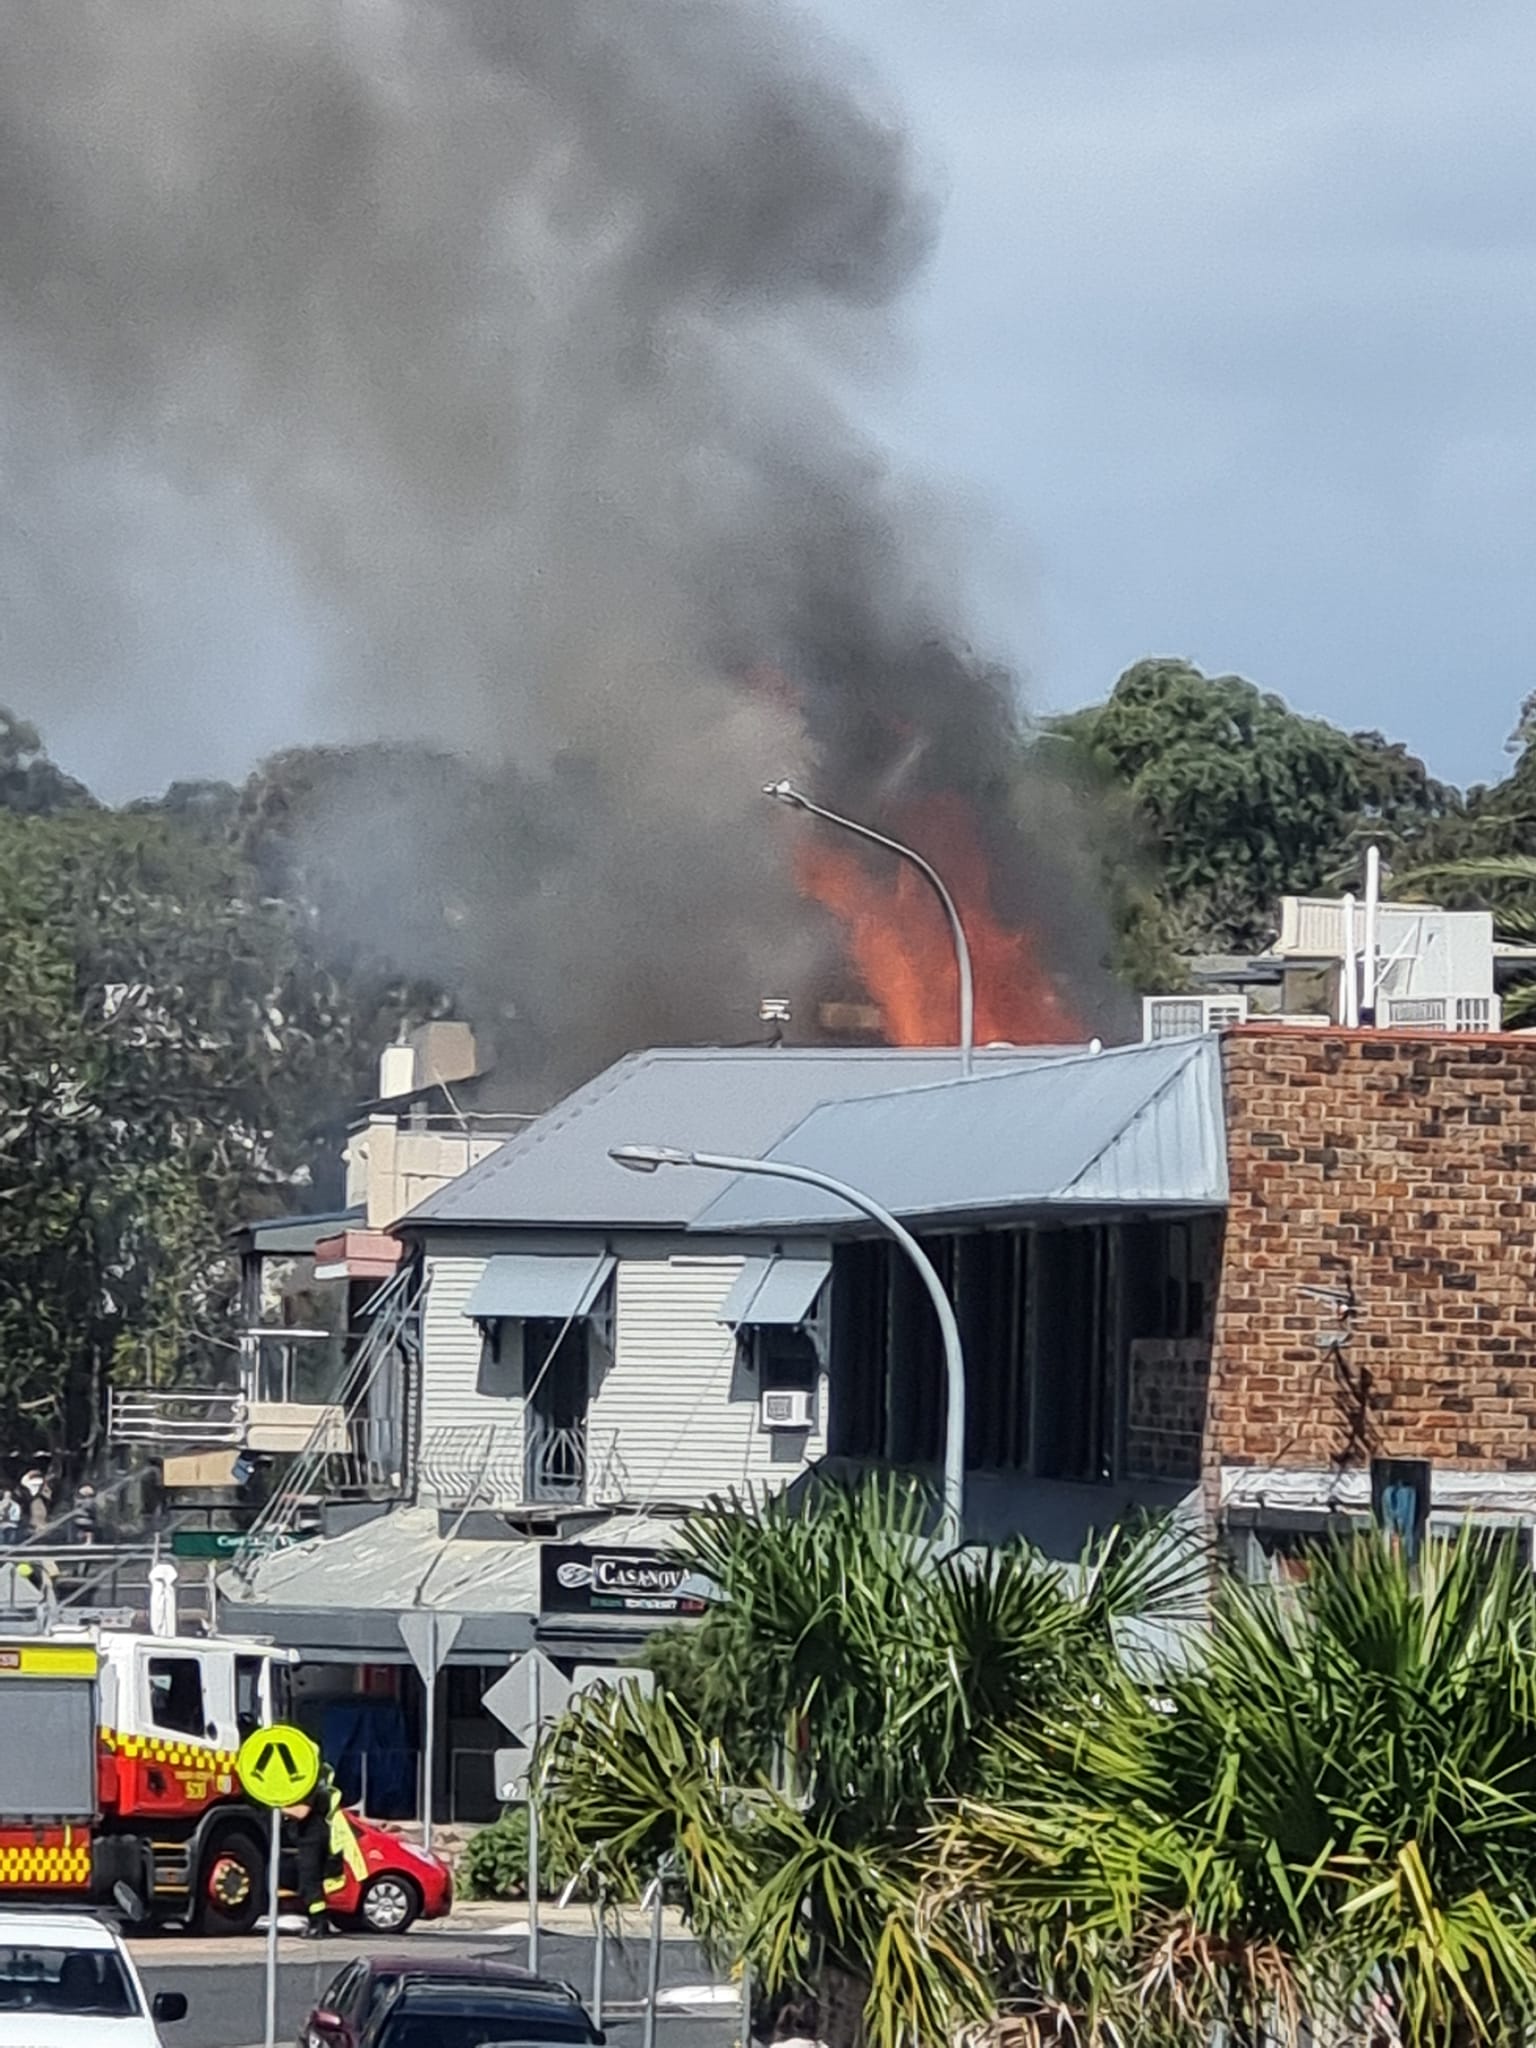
[416,1250,825,1508]
[418,1255,524,1499]
[590,1257,827,1505]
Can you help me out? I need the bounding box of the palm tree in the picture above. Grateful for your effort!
[932,1531,1536,2048]
[537,1476,1203,2048]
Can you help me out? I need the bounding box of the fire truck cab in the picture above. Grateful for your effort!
[0,1628,295,1934]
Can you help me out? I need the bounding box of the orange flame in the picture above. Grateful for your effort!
[796,792,1081,1046]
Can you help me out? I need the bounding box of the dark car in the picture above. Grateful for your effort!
[363,1978,606,2048]
[300,1957,600,2048]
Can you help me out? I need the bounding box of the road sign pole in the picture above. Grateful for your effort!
[421,1616,437,1857]
[263,1803,280,2048]
[527,1653,540,1973]
[642,1864,665,2048]
[592,1888,607,2028]
[399,1611,462,1860]
[234,1717,323,2048]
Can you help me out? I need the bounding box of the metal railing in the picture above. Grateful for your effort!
[418,1421,629,1510]
[107,1388,247,1449]
[526,1418,586,1503]
[228,1267,422,1581]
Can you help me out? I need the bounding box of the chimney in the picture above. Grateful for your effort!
[378,1042,416,1099]
[407,1021,480,1089]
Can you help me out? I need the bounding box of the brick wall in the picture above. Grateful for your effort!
[1210,1029,1536,1489]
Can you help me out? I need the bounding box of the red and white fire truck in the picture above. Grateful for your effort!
[0,1626,450,1936]
[0,1626,295,1932]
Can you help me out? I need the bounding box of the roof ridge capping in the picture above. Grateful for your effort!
[1059,1034,1222,1198]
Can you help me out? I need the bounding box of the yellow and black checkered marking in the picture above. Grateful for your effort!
[0,1835,91,1888]
[100,1729,238,1773]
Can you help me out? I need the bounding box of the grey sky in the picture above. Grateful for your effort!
[813,0,1536,788]
[17,0,1536,796]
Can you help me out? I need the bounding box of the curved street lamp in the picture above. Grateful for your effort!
[763,779,975,1078]
[610,1143,965,1550]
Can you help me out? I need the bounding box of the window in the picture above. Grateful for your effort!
[147,1656,207,1739]
[0,1946,136,2017]
[828,1241,889,1459]
[235,1656,265,1741]
[753,1326,818,1393]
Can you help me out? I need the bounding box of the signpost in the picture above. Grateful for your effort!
[398,1611,462,1855]
[483,1650,659,1973]
[236,1722,321,2048]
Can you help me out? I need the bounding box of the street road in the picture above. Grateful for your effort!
[134,1921,737,2048]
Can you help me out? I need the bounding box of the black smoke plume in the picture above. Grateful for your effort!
[0,0,1117,1087]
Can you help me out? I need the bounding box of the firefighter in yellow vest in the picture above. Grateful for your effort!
[320,1766,368,1907]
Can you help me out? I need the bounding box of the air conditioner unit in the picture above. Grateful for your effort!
[759,1389,814,1431]
[1380,994,1500,1033]
[1142,994,1248,1042]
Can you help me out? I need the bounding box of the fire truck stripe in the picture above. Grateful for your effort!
[99,1729,239,1771]
[0,1836,92,1885]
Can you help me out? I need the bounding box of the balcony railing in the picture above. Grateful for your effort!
[418,1421,629,1511]
[107,1389,247,1449]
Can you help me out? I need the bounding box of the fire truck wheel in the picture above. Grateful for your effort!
[353,1872,422,1936]
[194,1830,265,1937]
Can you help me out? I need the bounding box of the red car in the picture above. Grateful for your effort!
[299,1957,600,2048]
[320,1814,454,1936]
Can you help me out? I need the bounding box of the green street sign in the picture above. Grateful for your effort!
[170,1530,246,1559]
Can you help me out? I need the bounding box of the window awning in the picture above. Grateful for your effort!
[719,1254,831,1327]
[464,1252,615,1323]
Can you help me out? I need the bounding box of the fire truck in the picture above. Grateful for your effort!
[0,1626,296,1934]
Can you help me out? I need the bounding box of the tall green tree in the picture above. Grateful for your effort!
[0,804,397,1456]
[1059,660,1457,956]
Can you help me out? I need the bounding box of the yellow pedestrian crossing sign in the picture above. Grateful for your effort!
[236,1723,321,1809]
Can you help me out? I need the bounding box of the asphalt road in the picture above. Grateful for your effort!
[136,1923,738,2048]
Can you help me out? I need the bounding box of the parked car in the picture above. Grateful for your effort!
[297,1814,454,1935]
[0,1909,188,2044]
[301,1958,599,2048]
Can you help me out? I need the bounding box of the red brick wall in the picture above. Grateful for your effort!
[1210,1029,1536,1486]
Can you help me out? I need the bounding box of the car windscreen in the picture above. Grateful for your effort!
[0,1944,138,2016]
[377,2000,593,2048]
[381,2029,588,2048]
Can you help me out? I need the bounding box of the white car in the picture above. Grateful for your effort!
[0,1910,186,2045]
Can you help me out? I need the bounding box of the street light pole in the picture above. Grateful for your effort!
[763,780,975,1078]
[610,1145,966,1550]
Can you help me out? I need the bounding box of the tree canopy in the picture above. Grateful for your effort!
[1057,658,1458,955]
[0,791,422,1458]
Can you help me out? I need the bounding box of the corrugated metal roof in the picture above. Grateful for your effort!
[229,1206,361,1255]
[720,1254,830,1325]
[690,1036,1228,1233]
[464,1252,614,1322]
[402,1045,1077,1231]
[227,1503,688,1616]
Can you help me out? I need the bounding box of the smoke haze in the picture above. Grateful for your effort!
[0,0,1118,1083]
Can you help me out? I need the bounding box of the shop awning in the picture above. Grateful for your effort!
[464,1252,615,1323]
[719,1254,831,1327]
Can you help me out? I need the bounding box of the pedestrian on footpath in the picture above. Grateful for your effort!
[0,1489,21,1548]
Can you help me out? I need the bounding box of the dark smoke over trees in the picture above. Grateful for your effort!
[0,0,1119,1083]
